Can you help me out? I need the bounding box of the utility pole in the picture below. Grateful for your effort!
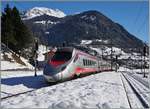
[115,55,118,72]
[101,46,104,59]
[34,39,38,77]
[143,44,146,77]
[110,39,113,70]
[131,48,133,73]
[140,48,143,74]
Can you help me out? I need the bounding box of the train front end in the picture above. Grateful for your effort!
[43,47,73,82]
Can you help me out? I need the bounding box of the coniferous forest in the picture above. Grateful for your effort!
[2,4,34,58]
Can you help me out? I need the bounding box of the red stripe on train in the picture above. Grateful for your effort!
[75,67,98,74]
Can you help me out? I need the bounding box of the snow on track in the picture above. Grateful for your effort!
[129,73,149,88]
[1,71,130,108]
[121,73,143,108]
[121,72,150,108]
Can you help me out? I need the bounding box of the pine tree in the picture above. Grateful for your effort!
[2,4,34,54]
[2,4,17,49]
[12,6,34,52]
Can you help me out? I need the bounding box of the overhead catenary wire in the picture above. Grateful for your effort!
[132,3,143,33]
[137,14,148,34]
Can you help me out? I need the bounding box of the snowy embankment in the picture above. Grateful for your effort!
[1,71,130,108]
[1,52,34,70]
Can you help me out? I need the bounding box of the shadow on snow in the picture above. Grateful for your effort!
[1,75,50,89]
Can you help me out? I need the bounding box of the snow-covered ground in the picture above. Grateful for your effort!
[1,45,149,108]
[34,20,60,25]
[81,40,92,45]
[119,68,149,86]
[1,52,34,70]
[90,46,149,61]
[121,72,150,108]
[90,46,124,56]
[121,74,145,108]
[1,70,47,98]
[1,71,131,108]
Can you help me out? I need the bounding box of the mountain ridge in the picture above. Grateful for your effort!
[23,8,145,51]
[22,7,66,20]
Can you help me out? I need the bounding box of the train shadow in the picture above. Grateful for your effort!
[1,75,51,89]
[1,71,114,90]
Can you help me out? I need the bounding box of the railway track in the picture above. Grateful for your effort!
[1,89,35,100]
[128,73,149,88]
[121,72,149,108]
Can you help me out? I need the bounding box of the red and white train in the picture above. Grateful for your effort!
[43,47,113,82]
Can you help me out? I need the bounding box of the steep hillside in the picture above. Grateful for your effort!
[23,9,145,51]
[1,43,34,70]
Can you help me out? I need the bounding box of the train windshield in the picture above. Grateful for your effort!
[51,51,72,61]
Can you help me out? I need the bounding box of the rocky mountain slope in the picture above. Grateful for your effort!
[23,8,145,51]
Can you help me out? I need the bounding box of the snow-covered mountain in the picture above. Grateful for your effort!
[23,7,66,20]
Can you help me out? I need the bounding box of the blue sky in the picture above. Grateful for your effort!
[1,1,149,43]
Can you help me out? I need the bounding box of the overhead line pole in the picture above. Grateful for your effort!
[143,44,146,78]
[110,39,113,70]
[34,39,38,77]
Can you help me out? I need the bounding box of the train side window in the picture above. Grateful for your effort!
[92,61,94,66]
[86,60,87,66]
[83,59,87,66]
[87,60,88,66]
[86,60,88,66]
[83,59,84,66]
[83,59,86,66]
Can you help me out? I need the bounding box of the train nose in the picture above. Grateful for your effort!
[43,64,57,76]
[43,63,61,82]
[44,74,59,82]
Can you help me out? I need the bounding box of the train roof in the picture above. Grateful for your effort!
[56,47,74,52]
[56,47,97,57]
